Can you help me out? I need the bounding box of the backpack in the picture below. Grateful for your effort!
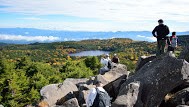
[91,88,111,107]
[107,61,112,69]
[171,36,178,47]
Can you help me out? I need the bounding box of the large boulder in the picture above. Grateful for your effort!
[166,87,189,106]
[135,55,156,71]
[61,98,79,107]
[103,75,128,101]
[112,81,142,107]
[176,105,189,107]
[179,46,189,62]
[52,98,79,107]
[77,84,95,106]
[63,78,89,86]
[113,54,189,107]
[40,81,78,106]
[94,63,128,85]
[76,63,128,106]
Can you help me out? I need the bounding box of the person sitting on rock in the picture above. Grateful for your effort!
[99,54,111,74]
[112,53,119,64]
[86,81,111,107]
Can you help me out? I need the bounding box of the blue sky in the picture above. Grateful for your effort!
[0,0,189,32]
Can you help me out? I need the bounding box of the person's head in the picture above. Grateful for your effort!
[95,80,103,87]
[38,101,49,107]
[172,32,176,36]
[106,54,109,58]
[114,53,117,57]
[158,19,164,24]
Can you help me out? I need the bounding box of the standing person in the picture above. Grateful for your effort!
[112,54,119,64]
[152,19,170,56]
[169,32,178,52]
[86,81,111,107]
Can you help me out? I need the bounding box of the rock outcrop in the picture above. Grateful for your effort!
[112,81,142,107]
[40,49,189,107]
[94,63,128,85]
[61,98,79,107]
[113,54,189,107]
[103,75,128,102]
[40,63,128,107]
[40,81,78,106]
[179,46,189,62]
[166,87,189,106]
[176,105,189,107]
[135,55,156,71]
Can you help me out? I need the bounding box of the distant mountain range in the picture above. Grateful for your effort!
[0,28,189,44]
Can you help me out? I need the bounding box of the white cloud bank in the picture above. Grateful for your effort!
[0,34,59,42]
[0,0,189,22]
[0,0,189,31]
[137,35,156,42]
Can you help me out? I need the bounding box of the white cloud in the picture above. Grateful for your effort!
[0,0,189,31]
[0,34,59,42]
[0,0,189,22]
[146,37,156,42]
[137,35,156,42]
[137,35,145,38]
[18,17,43,21]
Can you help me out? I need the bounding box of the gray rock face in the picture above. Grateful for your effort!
[103,75,128,102]
[40,63,128,107]
[176,105,189,107]
[62,98,79,107]
[77,84,95,106]
[113,55,189,107]
[135,55,156,71]
[166,87,189,106]
[63,78,89,86]
[40,81,78,106]
[179,46,189,62]
[94,63,128,85]
[112,81,141,107]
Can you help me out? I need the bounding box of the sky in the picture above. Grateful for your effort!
[0,0,189,32]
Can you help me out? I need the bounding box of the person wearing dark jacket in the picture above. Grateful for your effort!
[112,54,119,64]
[152,19,170,56]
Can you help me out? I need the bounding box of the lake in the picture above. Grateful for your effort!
[69,50,110,56]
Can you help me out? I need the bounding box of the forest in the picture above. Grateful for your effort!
[0,36,187,106]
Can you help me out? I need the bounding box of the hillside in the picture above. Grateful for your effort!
[0,42,8,46]
[178,35,189,46]
[0,38,185,106]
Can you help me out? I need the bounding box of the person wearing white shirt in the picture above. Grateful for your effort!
[86,81,110,107]
[99,54,111,74]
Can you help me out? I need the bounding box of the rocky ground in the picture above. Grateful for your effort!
[38,46,189,107]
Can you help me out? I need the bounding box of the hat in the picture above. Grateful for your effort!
[114,54,117,56]
[106,54,109,57]
[158,19,163,23]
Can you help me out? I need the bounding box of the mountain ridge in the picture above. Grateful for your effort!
[0,28,189,44]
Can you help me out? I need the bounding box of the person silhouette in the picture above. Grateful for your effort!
[152,19,170,56]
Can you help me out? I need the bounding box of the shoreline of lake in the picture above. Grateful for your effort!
[69,50,110,56]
